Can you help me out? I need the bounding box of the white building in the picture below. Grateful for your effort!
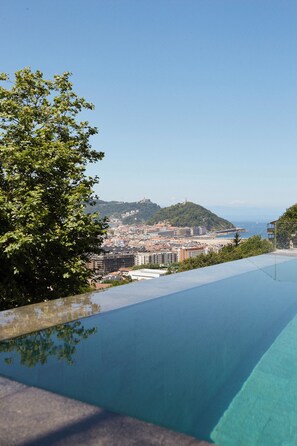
[128,269,168,281]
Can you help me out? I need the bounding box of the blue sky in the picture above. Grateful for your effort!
[1,0,297,221]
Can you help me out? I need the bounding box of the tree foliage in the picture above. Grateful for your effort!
[0,68,108,310]
[275,204,297,249]
[178,236,273,272]
[101,277,132,287]
[233,232,241,247]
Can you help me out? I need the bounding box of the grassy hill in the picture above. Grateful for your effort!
[147,201,234,230]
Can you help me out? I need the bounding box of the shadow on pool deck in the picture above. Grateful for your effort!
[0,377,211,446]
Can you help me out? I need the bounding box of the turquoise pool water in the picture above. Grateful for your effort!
[1,259,297,444]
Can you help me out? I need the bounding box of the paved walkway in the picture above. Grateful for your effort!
[0,376,210,446]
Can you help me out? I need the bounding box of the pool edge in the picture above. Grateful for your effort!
[0,253,294,341]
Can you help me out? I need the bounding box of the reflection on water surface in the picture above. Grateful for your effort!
[0,321,97,366]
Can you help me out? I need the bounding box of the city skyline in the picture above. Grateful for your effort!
[1,0,297,221]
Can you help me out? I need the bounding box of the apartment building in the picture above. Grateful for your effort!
[135,251,177,266]
[177,246,206,262]
[87,253,135,275]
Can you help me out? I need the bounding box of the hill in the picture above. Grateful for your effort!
[147,202,234,230]
[88,199,161,224]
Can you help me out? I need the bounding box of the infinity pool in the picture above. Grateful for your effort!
[1,256,297,445]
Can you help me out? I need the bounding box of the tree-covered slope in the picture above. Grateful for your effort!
[147,202,234,229]
[177,236,273,272]
[89,199,161,224]
[275,203,297,248]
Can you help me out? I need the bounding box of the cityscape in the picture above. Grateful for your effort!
[87,221,233,280]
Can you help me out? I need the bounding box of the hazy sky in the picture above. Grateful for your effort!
[1,0,297,221]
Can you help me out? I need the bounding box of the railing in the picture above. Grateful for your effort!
[267,221,297,250]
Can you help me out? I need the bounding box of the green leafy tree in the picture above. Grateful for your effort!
[275,204,297,249]
[0,68,108,310]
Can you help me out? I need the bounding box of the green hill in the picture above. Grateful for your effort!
[88,199,161,224]
[147,202,234,230]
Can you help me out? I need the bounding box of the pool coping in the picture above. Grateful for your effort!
[0,252,294,341]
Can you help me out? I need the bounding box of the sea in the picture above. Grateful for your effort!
[218,221,268,240]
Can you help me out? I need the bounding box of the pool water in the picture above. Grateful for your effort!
[1,259,297,445]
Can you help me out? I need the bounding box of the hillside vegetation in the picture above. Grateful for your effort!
[147,202,234,229]
[275,203,297,248]
[177,236,273,272]
[88,199,161,224]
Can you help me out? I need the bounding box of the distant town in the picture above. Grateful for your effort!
[86,220,242,285]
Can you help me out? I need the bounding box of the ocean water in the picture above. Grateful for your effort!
[219,221,268,239]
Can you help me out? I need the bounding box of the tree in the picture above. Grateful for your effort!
[233,232,241,247]
[275,204,297,249]
[0,68,108,310]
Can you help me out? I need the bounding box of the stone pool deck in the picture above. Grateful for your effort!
[0,252,295,445]
[0,376,210,446]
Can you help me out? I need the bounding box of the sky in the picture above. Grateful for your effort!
[1,0,297,221]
